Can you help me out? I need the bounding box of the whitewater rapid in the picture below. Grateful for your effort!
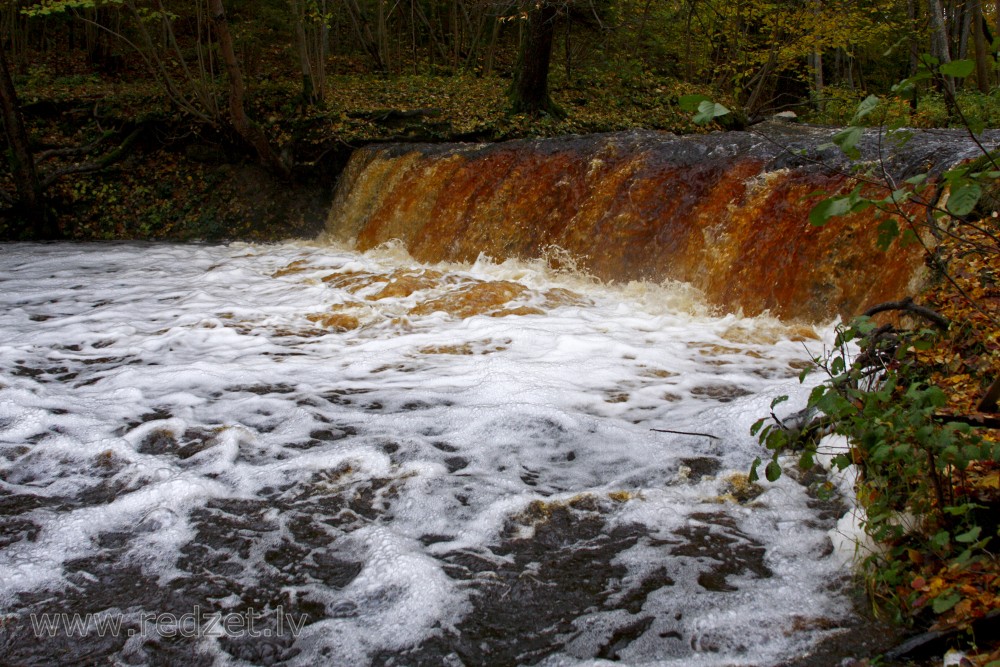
[0,241,862,665]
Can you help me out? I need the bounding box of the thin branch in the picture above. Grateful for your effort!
[898,205,1000,328]
[651,428,720,440]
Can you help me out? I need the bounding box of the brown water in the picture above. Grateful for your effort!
[323,126,982,321]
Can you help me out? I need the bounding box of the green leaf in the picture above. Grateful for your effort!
[765,460,782,482]
[932,591,961,613]
[750,418,767,437]
[943,166,972,186]
[882,36,908,57]
[830,356,845,374]
[816,389,853,416]
[798,448,814,469]
[764,428,789,451]
[832,127,863,159]
[876,219,900,251]
[770,395,789,409]
[809,196,853,225]
[955,526,981,543]
[901,228,920,246]
[887,128,914,147]
[748,457,761,483]
[678,94,711,112]
[831,453,852,470]
[883,189,910,205]
[894,68,933,91]
[947,183,982,216]
[693,100,731,125]
[852,95,880,123]
[919,54,940,68]
[944,504,973,516]
[939,59,975,78]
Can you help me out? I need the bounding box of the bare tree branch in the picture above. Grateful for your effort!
[40,127,144,189]
[37,131,114,162]
[862,296,950,329]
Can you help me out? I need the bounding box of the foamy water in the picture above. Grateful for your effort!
[0,241,860,665]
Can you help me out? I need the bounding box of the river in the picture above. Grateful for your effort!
[0,240,881,665]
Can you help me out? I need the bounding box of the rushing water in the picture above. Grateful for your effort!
[324,127,1000,322]
[0,241,876,666]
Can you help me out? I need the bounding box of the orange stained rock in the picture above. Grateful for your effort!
[271,259,311,278]
[369,269,447,300]
[321,270,378,292]
[418,339,510,354]
[418,343,477,355]
[306,312,361,331]
[542,288,591,309]
[490,306,546,317]
[411,280,528,318]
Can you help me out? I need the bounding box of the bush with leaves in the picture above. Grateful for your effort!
[694,56,1000,629]
[750,316,1000,623]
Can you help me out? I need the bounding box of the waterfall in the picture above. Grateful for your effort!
[324,125,987,321]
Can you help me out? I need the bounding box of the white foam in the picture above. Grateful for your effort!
[0,242,857,664]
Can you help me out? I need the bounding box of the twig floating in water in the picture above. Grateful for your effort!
[651,428,720,440]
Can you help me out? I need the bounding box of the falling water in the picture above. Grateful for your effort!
[326,125,990,321]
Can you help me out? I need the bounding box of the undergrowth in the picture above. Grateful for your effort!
[747,57,1000,655]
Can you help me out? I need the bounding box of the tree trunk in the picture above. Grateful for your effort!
[951,1,972,60]
[971,0,991,92]
[484,13,500,75]
[0,45,53,237]
[908,0,920,76]
[314,1,328,99]
[509,1,561,116]
[810,0,824,110]
[928,0,956,97]
[376,0,390,72]
[207,0,290,177]
[810,51,824,108]
[290,0,317,106]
